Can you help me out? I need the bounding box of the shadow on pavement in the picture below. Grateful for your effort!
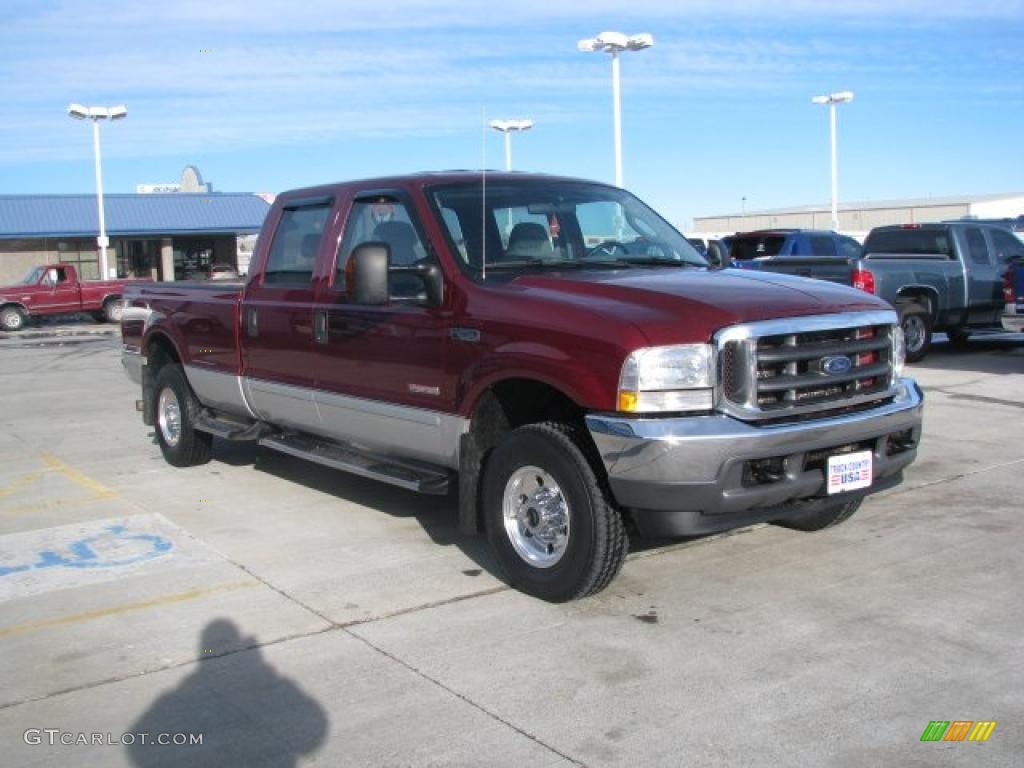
[912,333,1024,375]
[127,619,328,768]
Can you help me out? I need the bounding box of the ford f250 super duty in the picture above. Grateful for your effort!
[0,263,146,331]
[121,172,923,601]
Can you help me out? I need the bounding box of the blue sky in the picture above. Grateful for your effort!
[1,0,1022,229]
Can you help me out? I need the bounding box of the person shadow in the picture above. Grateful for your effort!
[127,619,328,767]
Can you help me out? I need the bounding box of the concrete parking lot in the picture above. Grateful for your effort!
[0,329,1021,767]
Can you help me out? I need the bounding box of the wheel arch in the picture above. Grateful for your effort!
[457,376,591,536]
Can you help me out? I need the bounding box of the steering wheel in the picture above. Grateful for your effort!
[586,240,630,258]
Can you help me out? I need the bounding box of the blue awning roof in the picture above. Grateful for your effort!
[0,193,271,239]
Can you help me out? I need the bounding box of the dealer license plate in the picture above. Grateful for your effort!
[826,450,873,495]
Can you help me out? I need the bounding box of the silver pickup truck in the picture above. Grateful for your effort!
[744,222,1024,361]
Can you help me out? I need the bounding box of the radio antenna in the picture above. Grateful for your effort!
[481,107,487,280]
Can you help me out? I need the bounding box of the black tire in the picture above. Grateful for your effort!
[1,306,26,331]
[899,303,932,363]
[774,498,863,532]
[153,365,212,467]
[948,328,971,346]
[103,298,124,323]
[482,422,627,602]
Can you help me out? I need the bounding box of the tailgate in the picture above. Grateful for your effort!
[739,257,856,285]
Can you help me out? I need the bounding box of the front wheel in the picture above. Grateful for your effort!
[153,365,212,467]
[482,422,627,602]
[1,306,26,331]
[899,304,932,363]
[773,498,863,532]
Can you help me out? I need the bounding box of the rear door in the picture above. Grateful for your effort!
[240,195,334,433]
[961,226,1004,325]
[309,189,457,467]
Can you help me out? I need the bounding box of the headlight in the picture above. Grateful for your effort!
[891,326,905,378]
[618,344,714,413]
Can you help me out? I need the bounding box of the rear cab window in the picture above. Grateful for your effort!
[263,200,333,285]
[730,235,786,261]
[864,228,954,258]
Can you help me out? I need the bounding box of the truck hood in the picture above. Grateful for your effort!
[510,267,891,345]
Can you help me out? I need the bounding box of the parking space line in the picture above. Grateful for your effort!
[40,454,118,500]
[0,579,257,639]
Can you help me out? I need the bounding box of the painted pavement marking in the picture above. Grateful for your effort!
[0,514,224,603]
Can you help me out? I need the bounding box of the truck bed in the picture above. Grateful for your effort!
[739,257,856,285]
[121,281,244,376]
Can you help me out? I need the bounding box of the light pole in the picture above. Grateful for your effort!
[67,103,127,280]
[811,91,854,231]
[488,119,534,171]
[578,32,653,187]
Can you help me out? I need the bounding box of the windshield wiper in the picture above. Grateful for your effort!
[590,256,704,268]
[481,258,596,271]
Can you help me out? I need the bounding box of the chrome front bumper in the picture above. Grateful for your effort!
[586,378,924,536]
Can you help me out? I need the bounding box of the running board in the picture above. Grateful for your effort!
[195,411,268,441]
[258,433,451,495]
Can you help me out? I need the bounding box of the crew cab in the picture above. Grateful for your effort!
[0,263,144,331]
[748,222,1024,361]
[121,172,923,601]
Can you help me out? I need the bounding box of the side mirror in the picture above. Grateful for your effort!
[349,243,390,305]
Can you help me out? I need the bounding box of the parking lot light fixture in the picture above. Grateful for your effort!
[811,91,854,231]
[67,102,127,280]
[488,119,535,171]
[578,32,654,187]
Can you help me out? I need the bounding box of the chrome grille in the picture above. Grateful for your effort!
[715,311,899,421]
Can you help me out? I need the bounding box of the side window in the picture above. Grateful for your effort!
[809,235,837,257]
[264,203,331,285]
[965,227,991,265]
[335,196,430,292]
[988,229,1024,263]
[54,267,68,283]
[838,236,863,259]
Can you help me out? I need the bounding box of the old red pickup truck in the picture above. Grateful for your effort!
[122,172,923,601]
[0,263,143,331]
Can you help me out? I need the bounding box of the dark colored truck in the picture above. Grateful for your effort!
[0,263,145,331]
[729,229,863,271]
[746,222,1024,361]
[121,172,923,601]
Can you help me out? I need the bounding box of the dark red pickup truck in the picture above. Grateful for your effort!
[122,172,923,601]
[0,263,143,331]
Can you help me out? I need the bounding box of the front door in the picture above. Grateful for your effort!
[310,190,457,467]
[31,266,81,313]
[240,196,334,434]
[961,226,1004,326]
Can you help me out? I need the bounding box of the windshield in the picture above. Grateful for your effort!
[21,266,45,285]
[429,179,706,274]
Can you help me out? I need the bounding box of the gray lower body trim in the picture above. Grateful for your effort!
[184,365,257,420]
[122,349,143,386]
[183,367,467,469]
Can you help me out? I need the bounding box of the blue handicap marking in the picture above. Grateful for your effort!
[0,525,173,577]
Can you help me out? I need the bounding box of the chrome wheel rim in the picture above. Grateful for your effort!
[158,387,182,447]
[1,310,20,330]
[502,466,570,568]
[903,315,926,353]
[108,301,124,322]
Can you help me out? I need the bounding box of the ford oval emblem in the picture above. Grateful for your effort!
[821,355,853,376]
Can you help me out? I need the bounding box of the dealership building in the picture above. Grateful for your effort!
[692,192,1024,240]
[0,167,270,284]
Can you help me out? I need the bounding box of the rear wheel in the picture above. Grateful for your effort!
[103,298,124,323]
[482,422,627,602]
[774,498,863,532]
[899,303,932,363]
[153,365,212,467]
[1,306,26,331]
